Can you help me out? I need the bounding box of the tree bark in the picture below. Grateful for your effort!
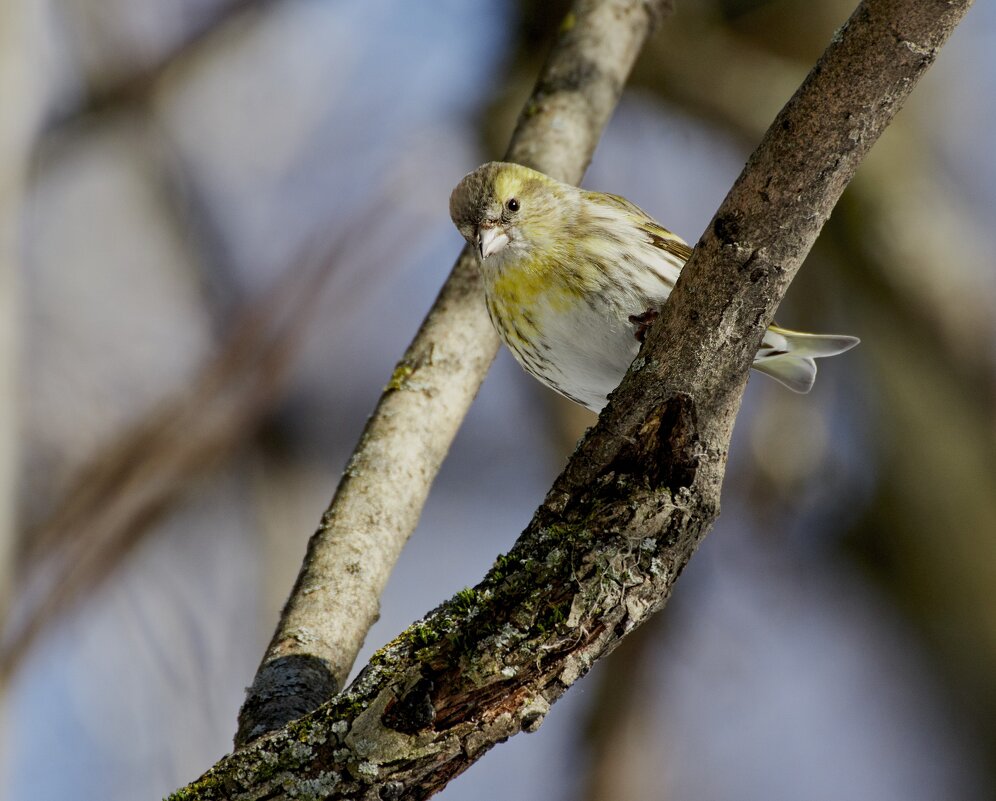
[235,0,676,747]
[176,0,971,797]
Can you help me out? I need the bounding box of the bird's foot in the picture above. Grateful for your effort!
[628,308,659,343]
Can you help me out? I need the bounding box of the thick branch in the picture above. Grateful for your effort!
[642,18,995,387]
[175,0,970,798]
[235,0,675,746]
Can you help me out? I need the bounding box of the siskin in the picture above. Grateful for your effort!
[449,161,859,412]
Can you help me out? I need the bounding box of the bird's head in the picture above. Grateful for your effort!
[449,162,569,265]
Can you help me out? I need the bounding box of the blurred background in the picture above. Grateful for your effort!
[1,0,995,799]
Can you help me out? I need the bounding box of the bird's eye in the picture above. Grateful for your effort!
[505,198,520,213]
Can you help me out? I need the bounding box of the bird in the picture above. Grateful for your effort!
[449,161,859,412]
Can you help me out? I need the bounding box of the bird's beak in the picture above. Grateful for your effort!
[476,225,509,259]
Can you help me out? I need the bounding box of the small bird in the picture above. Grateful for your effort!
[449,161,859,412]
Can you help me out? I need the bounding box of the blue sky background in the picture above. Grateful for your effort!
[3,1,995,799]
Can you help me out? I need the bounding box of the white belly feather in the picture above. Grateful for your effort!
[486,228,684,412]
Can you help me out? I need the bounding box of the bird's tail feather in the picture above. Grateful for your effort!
[752,325,860,393]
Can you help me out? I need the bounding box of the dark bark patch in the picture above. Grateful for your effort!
[712,210,744,245]
[628,308,659,342]
[537,58,602,97]
[382,677,436,734]
[235,654,339,747]
[432,681,522,732]
[610,393,699,490]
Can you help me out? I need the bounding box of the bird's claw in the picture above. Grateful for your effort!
[628,308,659,343]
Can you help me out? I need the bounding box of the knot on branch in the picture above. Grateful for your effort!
[611,393,700,491]
[537,57,606,101]
[235,654,339,747]
[712,209,746,246]
[382,677,436,735]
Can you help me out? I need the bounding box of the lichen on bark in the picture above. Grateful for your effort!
[173,0,973,798]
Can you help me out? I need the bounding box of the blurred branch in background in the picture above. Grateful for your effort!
[48,0,279,127]
[840,237,996,761]
[0,209,386,684]
[579,617,665,801]
[0,0,58,648]
[4,0,408,700]
[0,0,296,680]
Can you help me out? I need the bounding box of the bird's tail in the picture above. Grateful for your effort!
[752,325,860,393]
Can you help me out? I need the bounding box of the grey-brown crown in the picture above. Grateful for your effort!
[448,163,502,242]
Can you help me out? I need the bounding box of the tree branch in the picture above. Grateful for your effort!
[235,0,676,746]
[0,229,348,686]
[640,16,996,392]
[174,0,970,797]
[0,0,51,644]
[47,0,280,128]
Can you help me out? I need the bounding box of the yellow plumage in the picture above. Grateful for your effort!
[449,162,859,411]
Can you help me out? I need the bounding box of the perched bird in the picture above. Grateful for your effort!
[449,161,859,412]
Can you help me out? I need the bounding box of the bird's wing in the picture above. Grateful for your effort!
[637,220,693,262]
[596,192,694,262]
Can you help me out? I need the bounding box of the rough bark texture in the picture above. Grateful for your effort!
[174,0,971,798]
[235,0,676,747]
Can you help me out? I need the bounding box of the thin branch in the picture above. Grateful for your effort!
[173,0,971,798]
[235,0,676,747]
